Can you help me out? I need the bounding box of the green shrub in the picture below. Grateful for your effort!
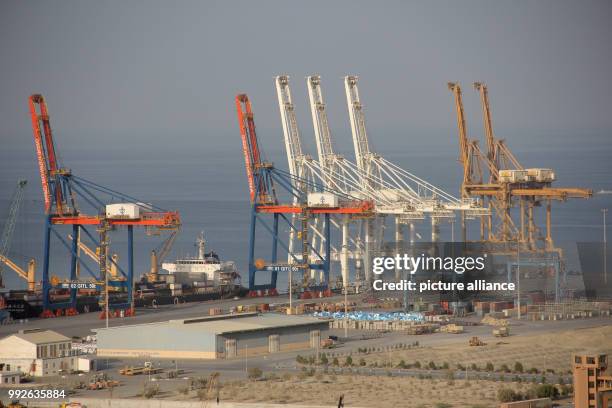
[535,384,559,399]
[497,387,518,403]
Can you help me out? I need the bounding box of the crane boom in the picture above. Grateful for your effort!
[0,179,27,288]
[29,95,72,215]
[275,75,305,179]
[344,75,371,175]
[448,83,470,168]
[307,75,336,171]
[473,82,522,178]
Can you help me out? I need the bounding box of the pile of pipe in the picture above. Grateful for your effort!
[312,310,424,322]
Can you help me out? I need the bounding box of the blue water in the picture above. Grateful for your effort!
[1,128,611,290]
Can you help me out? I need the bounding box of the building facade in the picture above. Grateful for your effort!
[573,353,612,408]
[0,329,86,377]
[95,313,329,359]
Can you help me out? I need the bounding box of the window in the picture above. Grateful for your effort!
[6,364,9,371]
[588,369,594,376]
[3,378,7,383]
[575,356,582,364]
[586,357,595,364]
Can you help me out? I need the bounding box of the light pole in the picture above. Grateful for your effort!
[603,209,608,285]
[289,267,292,313]
[516,238,521,320]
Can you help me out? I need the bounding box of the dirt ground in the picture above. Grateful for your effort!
[356,324,612,374]
[214,375,567,408]
[206,325,610,407]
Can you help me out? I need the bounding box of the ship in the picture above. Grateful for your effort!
[134,232,245,307]
[2,232,245,319]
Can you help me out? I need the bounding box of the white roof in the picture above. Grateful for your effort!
[10,329,69,345]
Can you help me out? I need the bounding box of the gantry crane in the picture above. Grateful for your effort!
[236,93,373,297]
[29,94,180,317]
[277,75,365,289]
[343,76,487,280]
[448,82,591,249]
[275,76,321,275]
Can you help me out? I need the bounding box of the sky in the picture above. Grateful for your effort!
[0,1,611,288]
[1,0,611,153]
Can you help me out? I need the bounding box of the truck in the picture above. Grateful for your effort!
[119,362,162,376]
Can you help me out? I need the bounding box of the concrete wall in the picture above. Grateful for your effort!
[69,398,341,408]
[96,321,328,360]
[0,356,78,376]
[0,336,36,359]
[96,325,217,359]
[219,322,329,358]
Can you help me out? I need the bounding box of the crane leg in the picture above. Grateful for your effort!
[364,219,374,285]
[546,199,552,249]
[395,218,403,281]
[431,217,440,243]
[341,215,349,289]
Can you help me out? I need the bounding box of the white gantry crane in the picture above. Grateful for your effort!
[343,75,485,240]
[276,75,360,288]
[275,74,486,288]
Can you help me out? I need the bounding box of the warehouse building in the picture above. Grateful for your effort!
[95,312,329,359]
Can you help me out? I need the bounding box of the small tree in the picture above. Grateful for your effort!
[414,360,421,369]
[345,356,353,366]
[428,361,437,370]
[332,357,339,366]
[536,384,559,399]
[359,358,366,367]
[320,353,328,365]
[497,388,517,403]
[514,362,524,373]
[485,362,494,372]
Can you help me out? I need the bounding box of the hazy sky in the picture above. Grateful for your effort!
[1,1,611,152]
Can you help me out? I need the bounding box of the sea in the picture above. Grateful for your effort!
[1,127,611,291]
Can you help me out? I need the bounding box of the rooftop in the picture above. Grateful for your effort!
[95,313,327,335]
[9,329,69,344]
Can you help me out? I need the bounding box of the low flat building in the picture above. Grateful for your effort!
[0,329,83,376]
[95,312,329,359]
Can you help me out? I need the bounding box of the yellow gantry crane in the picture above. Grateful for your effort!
[448,82,592,250]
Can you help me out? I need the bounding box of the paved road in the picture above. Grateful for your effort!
[0,293,362,338]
